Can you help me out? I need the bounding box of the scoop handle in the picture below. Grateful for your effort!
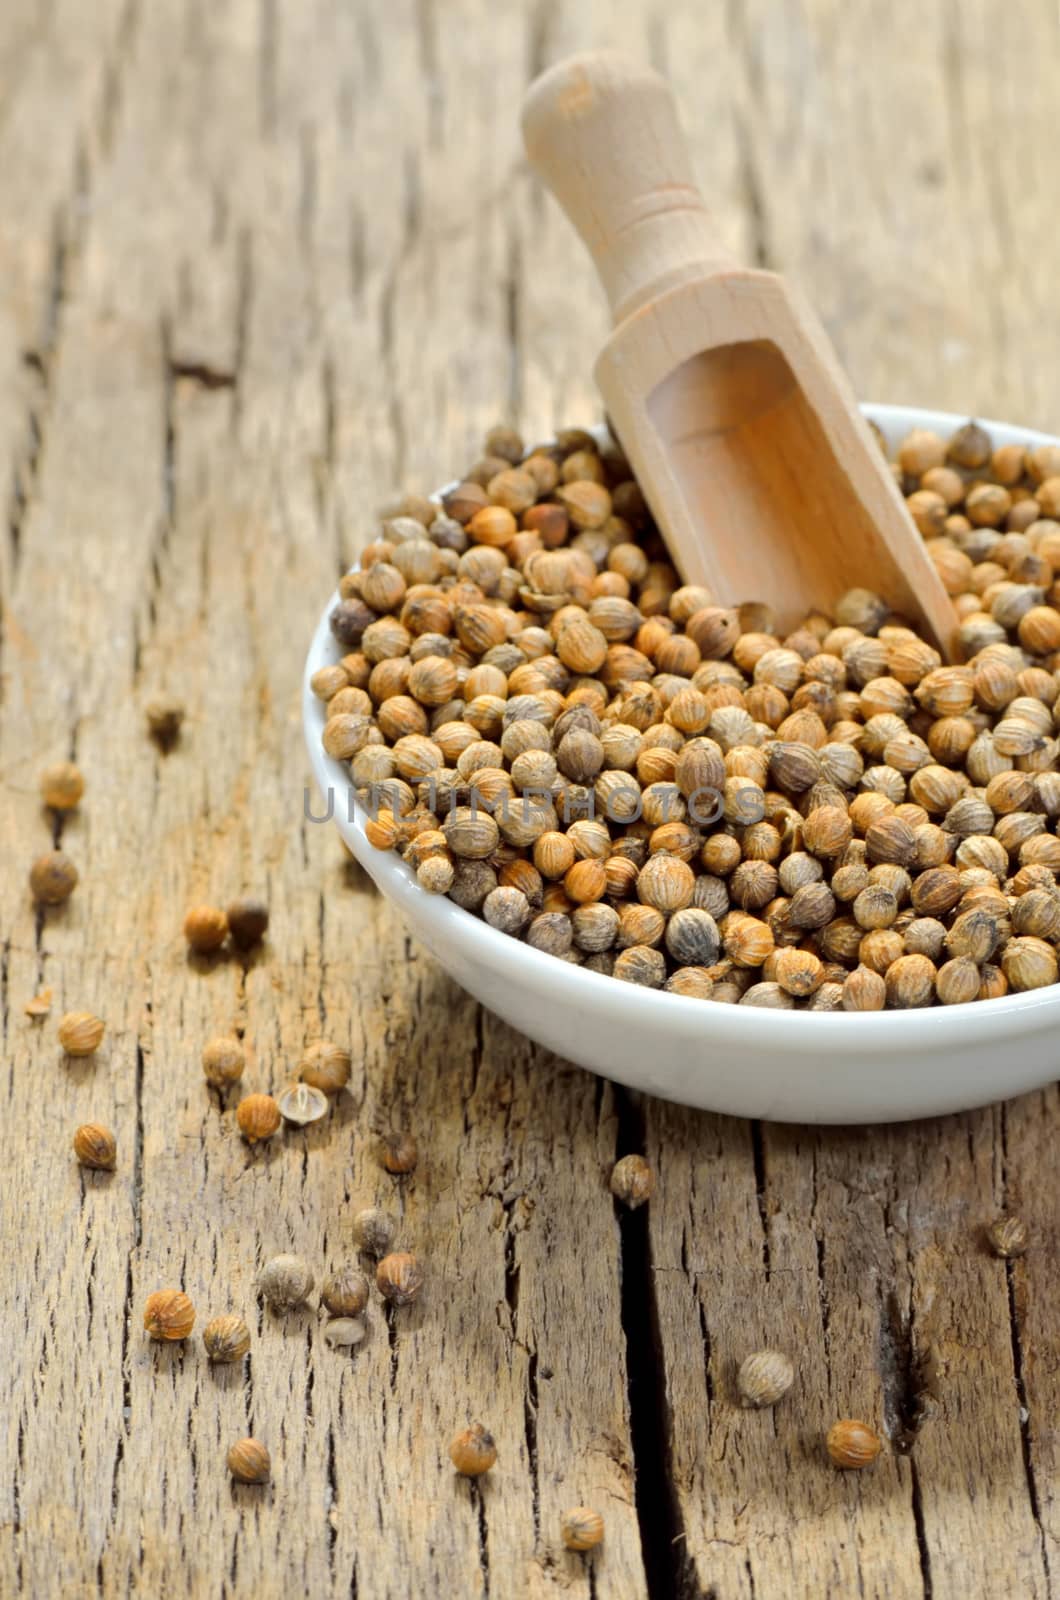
[521,52,735,324]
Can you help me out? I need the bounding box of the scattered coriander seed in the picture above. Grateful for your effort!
[183,904,228,954]
[73,1122,116,1170]
[322,1268,370,1318]
[376,1251,424,1305]
[986,1214,1029,1259]
[58,1011,106,1057]
[826,1419,882,1470]
[201,1036,246,1088]
[379,1129,418,1174]
[737,1349,794,1407]
[236,1093,281,1144]
[561,1507,605,1552]
[449,1422,497,1477]
[227,1437,270,1484]
[323,1317,367,1349]
[24,986,53,1019]
[40,761,84,811]
[258,1254,314,1311]
[610,1153,655,1209]
[298,1039,352,1094]
[276,1082,329,1126]
[225,896,269,949]
[203,1314,251,1363]
[145,694,186,743]
[29,850,78,905]
[352,1207,396,1257]
[143,1289,195,1341]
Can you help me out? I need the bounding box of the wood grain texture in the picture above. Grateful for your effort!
[0,2,1058,1598]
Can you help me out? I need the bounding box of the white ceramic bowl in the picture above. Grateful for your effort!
[304,404,1060,1123]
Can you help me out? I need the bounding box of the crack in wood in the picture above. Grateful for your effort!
[1000,1106,1051,1589]
[469,1477,491,1598]
[749,1121,771,1280]
[614,1088,693,1600]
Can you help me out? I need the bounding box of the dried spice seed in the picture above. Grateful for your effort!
[352,1208,396,1258]
[561,1507,605,1552]
[58,1012,106,1057]
[737,1349,794,1407]
[258,1254,314,1311]
[24,986,53,1019]
[227,1438,270,1484]
[379,1130,418,1174]
[826,1419,883,1469]
[276,1082,329,1126]
[323,1317,367,1348]
[145,694,186,743]
[40,761,84,811]
[376,1251,424,1305]
[236,1094,282,1144]
[321,1268,370,1318]
[986,1215,1029,1258]
[203,1315,251,1363]
[298,1040,352,1094]
[226,896,269,949]
[201,1036,246,1088]
[144,1289,195,1341]
[449,1423,497,1476]
[183,904,229,953]
[30,851,78,905]
[610,1154,655,1209]
[73,1123,116,1171]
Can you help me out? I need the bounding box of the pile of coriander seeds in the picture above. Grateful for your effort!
[313,419,1060,1011]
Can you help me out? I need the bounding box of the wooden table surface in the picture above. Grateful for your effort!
[2,2,1059,1596]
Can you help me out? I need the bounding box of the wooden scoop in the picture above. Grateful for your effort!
[522,53,957,654]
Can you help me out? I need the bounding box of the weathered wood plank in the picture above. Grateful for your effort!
[2,1,1059,1598]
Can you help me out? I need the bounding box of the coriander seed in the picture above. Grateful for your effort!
[24,986,53,1019]
[225,896,269,949]
[1002,936,1058,992]
[826,1419,882,1470]
[986,1215,1029,1259]
[376,1251,424,1305]
[322,1268,369,1318]
[610,1153,654,1209]
[258,1254,314,1311]
[183,904,228,953]
[203,1314,251,1363]
[73,1123,116,1171]
[29,850,78,905]
[58,1011,105,1057]
[737,1349,794,1407]
[561,1507,605,1552]
[298,1040,351,1094]
[379,1130,417,1174]
[353,1207,396,1257]
[145,694,186,743]
[40,761,84,811]
[201,1036,245,1088]
[276,1082,329,1126]
[236,1093,281,1144]
[449,1422,496,1476]
[227,1437,270,1484]
[323,1317,367,1348]
[143,1289,195,1341]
